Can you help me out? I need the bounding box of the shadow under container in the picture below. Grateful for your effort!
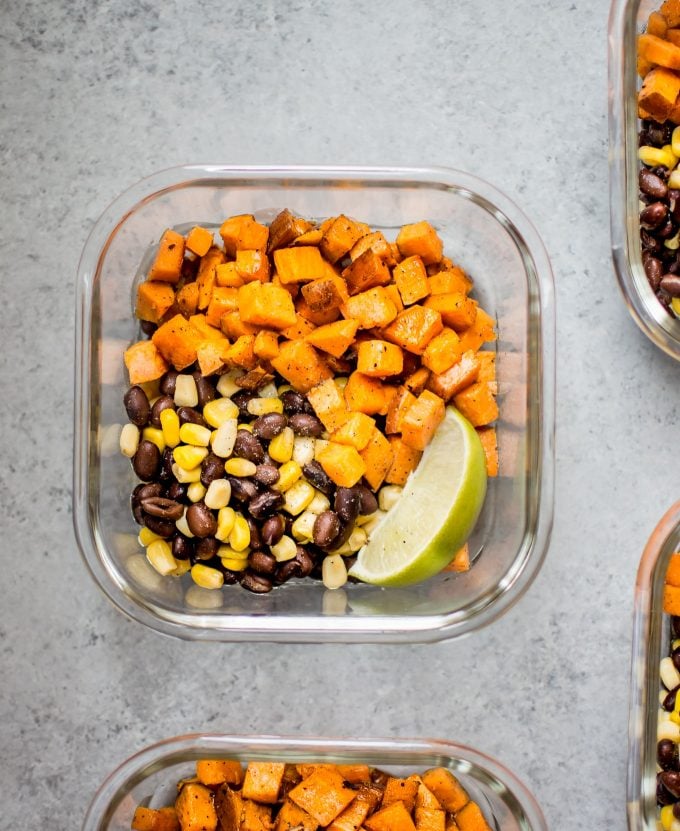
[81,734,548,831]
[73,165,555,642]
[609,0,680,358]
[628,501,680,829]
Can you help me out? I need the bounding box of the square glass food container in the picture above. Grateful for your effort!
[80,733,547,831]
[73,165,555,643]
[628,501,680,829]
[609,0,680,358]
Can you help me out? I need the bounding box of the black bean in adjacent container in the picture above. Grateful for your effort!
[186,502,217,538]
[313,511,342,548]
[159,370,179,397]
[641,202,669,230]
[233,430,265,464]
[176,406,207,427]
[248,489,284,519]
[193,372,216,408]
[659,739,680,771]
[171,534,194,560]
[124,386,150,426]
[201,454,226,487]
[249,550,277,577]
[288,413,324,437]
[640,168,669,200]
[195,536,219,561]
[150,395,175,428]
[140,496,183,521]
[240,570,273,593]
[252,413,287,440]
[302,461,334,495]
[261,514,285,546]
[335,487,360,524]
[132,440,161,481]
[254,464,280,487]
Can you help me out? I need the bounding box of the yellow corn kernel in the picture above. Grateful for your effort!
[218,544,249,560]
[172,462,203,484]
[378,484,403,512]
[216,369,243,398]
[292,436,316,466]
[221,557,249,571]
[273,460,302,492]
[211,420,238,458]
[146,539,178,576]
[175,508,195,538]
[291,510,317,542]
[204,478,232,510]
[203,397,240,428]
[191,563,224,590]
[670,170,680,189]
[258,382,278,399]
[188,482,207,503]
[269,426,295,462]
[282,479,315,515]
[247,397,284,416]
[138,378,160,400]
[672,297,680,316]
[173,445,209,470]
[237,421,253,433]
[639,145,677,170]
[170,559,191,577]
[663,144,679,171]
[334,376,348,390]
[332,526,368,556]
[138,527,162,547]
[159,408,181,447]
[307,490,330,514]
[228,515,251,551]
[174,374,198,407]
[322,553,348,590]
[270,534,297,562]
[666,232,680,251]
[215,506,236,541]
[179,422,212,447]
[119,423,140,458]
[277,384,293,394]
[224,457,257,477]
[142,426,166,452]
[673,127,680,158]
[661,805,674,831]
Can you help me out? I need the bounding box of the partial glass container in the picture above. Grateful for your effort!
[73,165,555,642]
[628,501,680,829]
[609,0,680,358]
[81,733,547,831]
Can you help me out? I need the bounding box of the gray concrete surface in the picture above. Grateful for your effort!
[0,0,666,827]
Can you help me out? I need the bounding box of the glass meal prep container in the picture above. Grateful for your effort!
[628,501,680,829]
[73,165,555,643]
[80,733,547,831]
[609,0,680,359]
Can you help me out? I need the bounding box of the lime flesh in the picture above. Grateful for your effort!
[349,407,488,587]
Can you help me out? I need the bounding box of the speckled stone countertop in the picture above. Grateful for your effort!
[1,0,673,828]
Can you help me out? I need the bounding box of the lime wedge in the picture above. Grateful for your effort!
[348,407,487,587]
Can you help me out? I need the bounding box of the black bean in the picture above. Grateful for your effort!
[661,274,680,298]
[313,511,342,548]
[228,476,259,503]
[248,489,284,519]
[261,514,285,546]
[252,413,287,440]
[132,482,163,506]
[166,482,188,502]
[280,389,312,415]
[195,536,219,561]
[150,395,175,428]
[275,559,302,584]
[142,514,175,538]
[662,771,680,798]
[132,501,145,525]
[333,519,354,549]
[158,447,176,484]
[659,739,680,771]
[674,803,680,820]
[140,496,184,520]
[658,772,675,806]
[356,485,378,515]
[288,413,324,437]
[201,454,226,487]
[140,320,157,337]
[160,370,179,397]
[193,372,216,409]
[240,570,273,593]
[254,464,280,487]
[124,386,150,426]
[335,488,360,524]
[172,534,194,560]
[640,168,669,199]
[673,617,680,639]
[232,390,255,420]
[658,219,677,239]
[641,229,663,253]
[645,257,664,291]
[641,202,669,230]
[246,517,262,550]
[132,440,161,481]
[222,568,240,586]
[302,461,334,495]
[663,685,679,712]
[186,502,217,538]
[176,406,207,427]
[249,550,277,577]
[233,430,265,464]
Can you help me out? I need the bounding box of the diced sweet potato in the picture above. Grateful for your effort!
[226,335,257,370]
[337,765,372,784]
[423,293,477,332]
[341,287,399,329]
[316,440,367,487]
[196,340,229,376]
[476,427,498,477]
[404,367,431,396]
[147,229,186,283]
[639,67,680,121]
[185,226,214,257]
[242,762,286,805]
[442,544,470,573]
[385,283,405,313]
[280,313,316,340]
[454,802,491,831]
[268,209,314,253]
[327,785,382,831]
[271,340,333,393]
[453,382,498,427]
[254,330,280,361]
[428,267,472,296]
[364,801,417,831]
[331,411,376,450]
[476,351,495,383]
[238,282,297,330]
[393,255,430,305]
[301,274,349,311]
[385,436,422,485]
[288,767,357,826]
[196,760,244,787]
[385,386,417,433]
[415,783,445,831]
[666,553,680,587]
[189,314,225,343]
[196,246,226,310]
[177,282,200,316]
[663,0,680,26]
[297,296,341,326]
[360,427,394,490]
[206,286,239,327]
[383,305,443,354]
[350,231,396,265]
[342,249,392,295]
[668,28,680,47]
[275,799,319,831]
[307,378,350,431]
[274,247,326,284]
[215,783,243,831]
[124,340,170,385]
[320,214,370,263]
[401,390,446,451]
[650,9,670,35]
[422,328,464,375]
[396,221,443,265]
[357,340,404,377]
[639,33,680,69]
[136,281,176,324]
[664,583,680,614]
[344,371,391,416]
[220,310,259,339]
[382,777,420,812]
[421,769,469,813]
[458,309,496,353]
[151,314,202,370]
[426,351,480,402]
[236,249,271,283]
[305,319,359,358]
[219,214,269,256]
[175,783,217,831]
[241,800,272,831]
[132,806,180,831]
[215,262,244,288]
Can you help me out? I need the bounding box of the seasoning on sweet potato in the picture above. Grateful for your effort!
[360,426,394,490]
[396,221,443,266]
[385,436,422,485]
[393,255,430,305]
[327,785,382,831]
[638,33,680,69]
[220,310,259,339]
[342,249,392,295]
[421,769,469,814]
[341,286,399,329]
[132,806,180,831]
[297,296,341,326]
[349,230,397,265]
[453,382,498,427]
[214,784,243,831]
[196,759,244,787]
[219,214,269,256]
[385,386,417,434]
[331,411,376,450]
[639,66,680,121]
[307,378,349,431]
[382,777,420,812]
[215,262,244,288]
[124,340,169,385]
[426,351,480,401]
[476,426,498,477]
[254,329,280,361]
[268,209,314,253]
[152,314,203,370]
[175,783,218,831]
[226,334,257,370]
[185,226,214,257]
[383,305,443,354]
[305,319,359,358]
[301,273,349,311]
[241,762,286,805]
[274,246,326,284]
[196,340,229,376]
[344,371,390,416]
[275,799,319,831]
[136,281,176,324]
[404,366,431,396]
[662,0,680,26]
[206,286,239,328]
[423,293,477,332]
[422,328,464,375]
[280,313,316,340]
[147,229,186,283]
[234,249,270,284]
[271,340,333,393]
[316,440,367,487]
[454,801,491,831]
[364,801,417,831]
[428,267,472,296]
[288,767,357,826]
[177,282,200,316]
[238,281,297,330]
[457,308,496,353]
[357,339,404,377]
[196,246,226,310]
[401,390,446,451]
[320,214,370,263]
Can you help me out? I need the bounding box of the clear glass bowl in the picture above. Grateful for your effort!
[73,165,555,642]
[609,0,680,358]
[628,501,680,829]
[80,733,547,831]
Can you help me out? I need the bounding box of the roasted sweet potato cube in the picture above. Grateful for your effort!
[382,777,420,811]
[288,767,357,826]
[337,765,372,784]
[305,319,359,358]
[364,801,417,831]
[195,246,225,309]
[341,287,398,329]
[331,411,376,450]
[242,762,286,805]
[124,340,169,385]
[136,281,176,324]
[220,310,259,339]
[393,255,430,305]
[280,313,316,340]
[177,282,200,316]
[350,231,397,265]
[344,371,390,416]
[663,0,680,26]
[421,769,469,813]
[476,427,498,477]
[274,246,326,283]
[196,759,244,787]
[454,802,491,831]
[396,221,443,265]
[196,340,229,376]
[206,286,239,327]
[226,334,257,370]
[320,214,370,263]
[268,208,314,253]
[401,390,445,451]
[215,262,244,288]
[476,351,495,383]
[254,329,280,361]
[301,274,349,311]
[238,281,297,330]
[327,785,382,831]
[185,225,214,257]
[342,249,391,295]
[667,553,680,587]
[175,783,218,831]
[668,27,680,47]
[385,386,417,434]
[359,427,394,490]
[219,214,269,256]
[383,306,443,355]
[422,328,464,375]
[404,367,431,396]
[649,9,670,35]
[147,229,186,283]
[189,314,225,342]
[639,67,680,121]
[664,584,680,614]
[307,378,349,431]
[271,340,333,392]
[241,799,272,831]
[453,381,498,427]
[152,314,203,370]
[316,441,367,487]
[297,296,341,326]
[442,544,470,573]
[356,340,404,377]
[458,309,496,353]
[132,806,180,831]
[275,800,319,831]
[214,783,243,831]
[423,293,477,332]
[428,267,472,295]
[385,437,422,485]
[426,351,480,402]
[235,249,270,283]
